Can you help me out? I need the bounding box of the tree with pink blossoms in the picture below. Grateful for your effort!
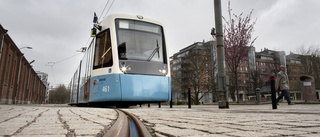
[223,1,257,102]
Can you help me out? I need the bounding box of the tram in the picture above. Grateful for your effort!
[68,14,171,107]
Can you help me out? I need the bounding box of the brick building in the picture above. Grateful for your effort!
[0,24,47,104]
[239,48,287,101]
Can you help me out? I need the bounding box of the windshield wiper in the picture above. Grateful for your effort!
[147,40,160,61]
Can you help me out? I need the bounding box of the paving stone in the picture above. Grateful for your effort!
[0,128,17,136]
[153,124,210,136]
[195,126,240,134]
[75,129,102,135]
[262,129,309,136]
[68,124,104,130]
[187,134,232,137]
[12,135,65,137]
[0,105,117,137]
[280,122,320,127]
[290,127,320,133]
[17,128,67,135]
[125,104,320,137]
[225,130,276,137]
[299,133,320,137]
[2,104,320,136]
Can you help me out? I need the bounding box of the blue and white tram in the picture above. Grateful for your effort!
[69,14,171,107]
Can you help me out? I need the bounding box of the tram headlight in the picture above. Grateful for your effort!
[121,67,127,72]
[120,63,131,73]
[121,66,131,72]
[159,68,167,75]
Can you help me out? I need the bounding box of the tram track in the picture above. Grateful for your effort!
[104,109,152,137]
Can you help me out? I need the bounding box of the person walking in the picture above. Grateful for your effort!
[275,65,294,105]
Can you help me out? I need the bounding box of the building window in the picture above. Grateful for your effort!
[262,68,267,73]
[4,54,11,85]
[261,56,273,60]
[10,59,17,86]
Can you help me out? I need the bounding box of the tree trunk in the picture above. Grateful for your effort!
[235,71,240,103]
[229,72,236,101]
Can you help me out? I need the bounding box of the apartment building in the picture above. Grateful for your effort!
[36,71,50,103]
[171,41,319,103]
[171,41,216,104]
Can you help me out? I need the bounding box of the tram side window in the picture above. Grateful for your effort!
[93,29,113,69]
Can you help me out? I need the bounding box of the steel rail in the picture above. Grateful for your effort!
[104,109,152,137]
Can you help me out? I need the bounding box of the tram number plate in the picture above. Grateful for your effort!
[102,86,110,92]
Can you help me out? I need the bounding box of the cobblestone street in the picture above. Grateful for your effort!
[0,105,117,137]
[126,104,320,137]
[1,104,320,136]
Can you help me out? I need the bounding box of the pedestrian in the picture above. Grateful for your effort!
[275,65,294,105]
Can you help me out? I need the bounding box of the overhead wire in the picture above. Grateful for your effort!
[47,0,115,66]
[47,1,116,87]
[50,1,115,66]
[83,0,115,51]
[103,0,116,19]
[45,52,83,87]
[87,0,115,48]
[54,53,83,64]
[99,0,110,20]
[84,37,92,49]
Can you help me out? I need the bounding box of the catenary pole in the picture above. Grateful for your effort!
[214,0,229,108]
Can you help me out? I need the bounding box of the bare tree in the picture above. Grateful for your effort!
[185,50,208,104]
[297,45,320,89]
[223,1,257,102]
[248,68,263,94]
[171,60,183,103]
[171,41,217,104]
[49,85,70,104]
[286,62,301,91]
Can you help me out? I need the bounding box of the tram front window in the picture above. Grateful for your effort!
[116,19,165,63]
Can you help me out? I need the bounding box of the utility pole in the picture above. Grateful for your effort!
[212,0,229,109]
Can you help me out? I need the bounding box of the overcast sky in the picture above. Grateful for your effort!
[1,0,320,87]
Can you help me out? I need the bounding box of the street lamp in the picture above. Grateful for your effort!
[19,46,33,50]
[29,60,35,65]
[76,47,87,52]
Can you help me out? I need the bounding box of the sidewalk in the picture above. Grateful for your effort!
[125,103,320,137]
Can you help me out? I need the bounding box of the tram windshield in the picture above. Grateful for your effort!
[116,19,165,62]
